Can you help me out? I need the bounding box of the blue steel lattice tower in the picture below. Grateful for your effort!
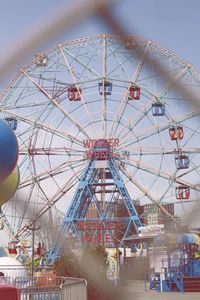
[48,139,142,262]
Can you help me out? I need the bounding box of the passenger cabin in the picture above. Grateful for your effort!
[175,154,190,169]
[5,118,17,130]
[152,102,165,116]
[67,86,82,101]
[169,126,184,141]
[35,53,48,67]
[123,38,134,49]
[122,150,130,158]
[120,161,125,168]
[175,186,190,200]
[128,86,140,100]
[36,242,45,256]
[8,241,18,255]
[99,81,112,96]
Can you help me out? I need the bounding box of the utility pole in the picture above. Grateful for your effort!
[30,224,41,277]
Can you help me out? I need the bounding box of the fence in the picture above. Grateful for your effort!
[0,266,28,280]
[61,278,87,300]
[20,285,60,300]
[145,266,200,293]
[0,272,87,300]
[19,278,87,300]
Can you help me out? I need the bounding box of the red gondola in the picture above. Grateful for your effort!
[175,186,190,200]
[128,86,140,100]
[36,242,46,256]
[169,126,184,141]
[68,86,82,101]
[8,241,18,254]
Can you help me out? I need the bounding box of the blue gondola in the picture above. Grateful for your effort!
[98,81,112,96]
[5,117,17,130]
[175,154,190,169]
[152,102,165,116]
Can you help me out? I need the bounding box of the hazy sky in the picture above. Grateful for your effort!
[1,0,200,236]
[1,0,200,81]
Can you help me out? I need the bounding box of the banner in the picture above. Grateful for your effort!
[106,248,118,281]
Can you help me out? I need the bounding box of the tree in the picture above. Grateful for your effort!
[54,251,80,278]
[54,246,115,300]
[79,246,109,300]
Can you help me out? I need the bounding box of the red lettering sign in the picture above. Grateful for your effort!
[81,233,114,245]
[83,139,119,149]
[83,139,119,160]
[77,221,123,231]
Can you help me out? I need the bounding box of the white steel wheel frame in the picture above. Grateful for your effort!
[1,34,200,244]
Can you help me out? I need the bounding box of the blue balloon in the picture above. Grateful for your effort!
[0,120,18,182]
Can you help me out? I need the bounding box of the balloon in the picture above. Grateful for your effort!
[0,166,19,206]
[0,120,18,181]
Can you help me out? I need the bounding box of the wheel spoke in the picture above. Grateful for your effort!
[0,106,83,146]
[19,146,84,156]
[120,155,200,192]
[116,65,190,140]
[21,68,91,140]
[14,164,85,239]
[59,45,98,135]
[120,166,179,225]
[109,41,151,136]
[19,158,85,189]
[1,34,200,243]
[63,46,100,78]
[102,34,107,137]
[119,110,200,149]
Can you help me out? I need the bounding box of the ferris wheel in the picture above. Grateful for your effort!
[1,34,200,247]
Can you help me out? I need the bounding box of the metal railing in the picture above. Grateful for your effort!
[0,266,28,279]
[19,277,87,300]
[0,274,87,300]
[0,275,13,285]
[20,285,60,300]
[145,267,200,293]
[60,279,87,300]
[15,276,66,289]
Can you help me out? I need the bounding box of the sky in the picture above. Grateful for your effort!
[1,0,200,85]
[1,0,200,236]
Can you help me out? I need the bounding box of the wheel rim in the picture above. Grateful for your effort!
[1,34,200,243]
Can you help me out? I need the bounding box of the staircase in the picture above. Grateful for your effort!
[171,266,184,292]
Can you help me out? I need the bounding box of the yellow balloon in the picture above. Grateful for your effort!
[0,166,19,206]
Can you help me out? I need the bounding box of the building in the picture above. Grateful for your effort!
[81,200,179,246]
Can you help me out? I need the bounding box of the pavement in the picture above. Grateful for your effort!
[119,280,200,300]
